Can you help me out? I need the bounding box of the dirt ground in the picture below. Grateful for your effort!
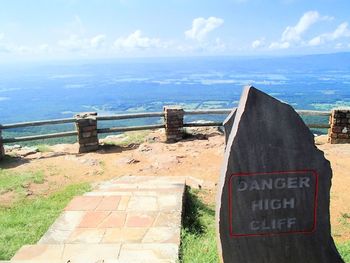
[1,129,349,242]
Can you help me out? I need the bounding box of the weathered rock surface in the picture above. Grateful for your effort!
[223,109,236,145]
[216,86,344,263]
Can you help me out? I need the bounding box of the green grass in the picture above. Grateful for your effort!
[103,130,150,147]
[0,183,91,260]
[0,169,45,195]
[337,242,350,262]
[36,144,52,152]
[180,188,219,263]
[180,189,350,263]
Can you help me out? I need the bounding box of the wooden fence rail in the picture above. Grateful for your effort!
[2,131,78,143]
[96,112,164,121]
[97,124,166,134]
[0,108,332,155]
[1,118,76,130]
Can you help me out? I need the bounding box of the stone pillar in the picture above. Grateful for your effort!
[0,129,4,160]
[328,109,350,144]
[75,112,99,153]
[164,106,184,142]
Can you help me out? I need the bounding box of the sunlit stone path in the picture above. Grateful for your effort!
[11,176,186,263]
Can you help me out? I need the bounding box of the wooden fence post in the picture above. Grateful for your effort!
[164,106,184,142]
[75,112,99,153]
[328,109,350,144]
[0,128,4,160]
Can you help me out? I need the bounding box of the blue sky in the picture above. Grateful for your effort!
[0,0,350,61]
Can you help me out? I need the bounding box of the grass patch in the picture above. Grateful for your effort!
[103,131,150,147]
[32,171,45,184]
[36,144,52,152]
[180,188,219,263]
[341,213,350,219]
[0,169,45,195]
[337,241,350,262]
[180,189,350,263]
[0,182,91,260]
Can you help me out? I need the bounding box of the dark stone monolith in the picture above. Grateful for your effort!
[216,86,344,263]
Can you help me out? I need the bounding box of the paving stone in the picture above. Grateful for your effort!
[11,176,186,263]
[85,192,133,196]
[132,191,159,196]
[117,196,130,211]
[126,213,157,227]
[102,227,148,243]
[99,212,126,228]
[46,211,85,231]
[157,194,182,211]
[62,244,121,262]
[78,211,110,228]
[65,196,103,211]
[142,227,180,244]
[38,229,73,244]
[154,212,182,227]
[100,184,139,189]
[95,196,121,211]
[11,245,64,261]
[39,211,85,244]
[118,243,178,262]
[67,228,105,243]
[136,184,184,190]
[127,196,158,211]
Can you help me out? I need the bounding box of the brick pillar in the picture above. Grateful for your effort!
[164,106,184,142]
[328,109,350,144]
[75,112,99,153]
[0,129,4,160]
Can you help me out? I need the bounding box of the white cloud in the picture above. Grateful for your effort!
[0,36,53,56]
[114,30,165,50]
[0,33,14,53]
[308,22,350,46]
[332,22,350,39]
[212,37,226,51]
[90,34,106,48]
[269,10,333,49]
[335,43,344,49]
[58,34,107,52]
[269,41,290,49]
[0,45,11,53]
[54,16,108,54]
[281,11,323,43]
[185,17,224,41]
[58,35,85,51]
[308,36,321,46]
[251,38,265,49]
[39,44,49,52]
[15,46,32,53]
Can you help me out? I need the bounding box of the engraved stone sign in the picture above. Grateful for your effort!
[230,170,317,237]
[216,86,344,263]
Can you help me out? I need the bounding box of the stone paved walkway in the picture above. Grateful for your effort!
[10,176,186,263]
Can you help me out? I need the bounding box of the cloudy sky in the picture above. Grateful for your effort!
[0,0,350,61]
